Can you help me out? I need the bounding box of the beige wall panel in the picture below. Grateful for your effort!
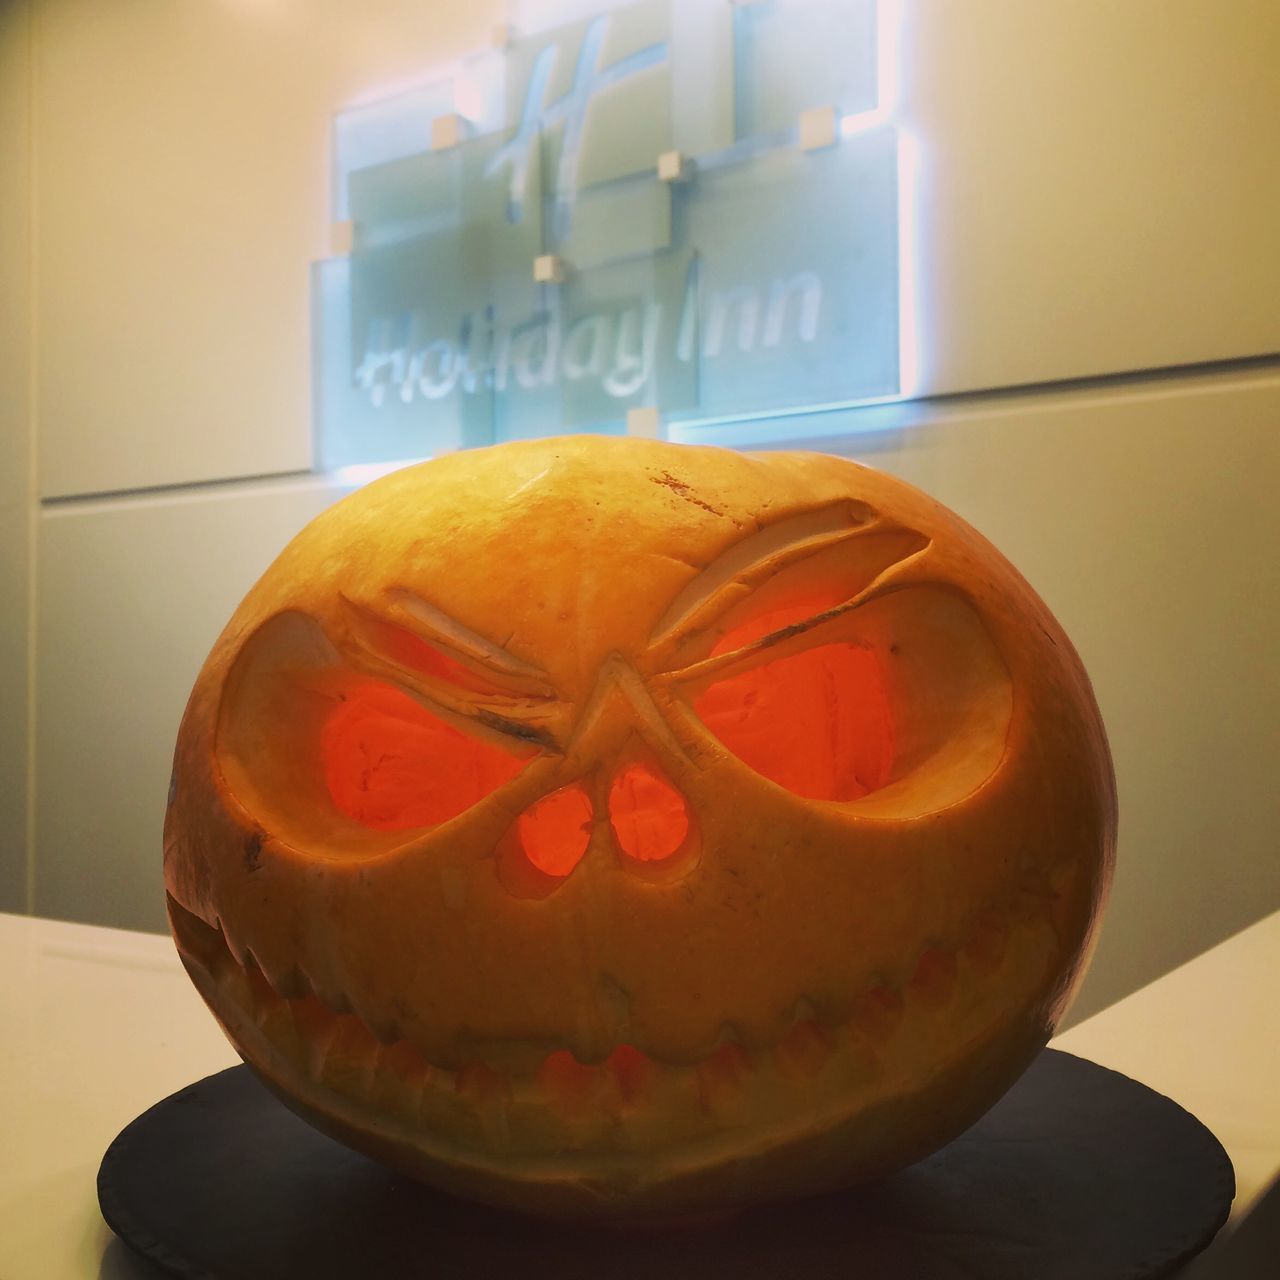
[0,1,32,913]
[0,502,30,915]
[33,0,1280,498]
[841,369,1280,1023]
[35,0,502,499]
[34,479,347,931]
[906,0,1280,394]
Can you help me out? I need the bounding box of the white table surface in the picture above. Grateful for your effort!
[2,908,1277,1279]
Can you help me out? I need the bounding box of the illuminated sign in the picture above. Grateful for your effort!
[314,0,900,467]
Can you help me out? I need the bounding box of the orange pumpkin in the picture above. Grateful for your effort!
[164,436,1115,1219]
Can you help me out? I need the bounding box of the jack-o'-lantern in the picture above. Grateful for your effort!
[165,436,1115,1219]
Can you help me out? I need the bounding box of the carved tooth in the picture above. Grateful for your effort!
[319,1014,380,1098]
[289,994,341,1077]
[309,977,354,1017]
[167,899,229,976]
[696,1042,750,1112]
[251,954,309,1002]
[219,924,254,975]
[774,1019,834,1082]
[216,955,254,1012]
[605,1044,655,1108]
[849,985,904,1046]
[278,964,313,1001]
[535,1050,604,1118]
[240,950,277,1017]
[378,1039,423,1079]
[253,995,306,1066]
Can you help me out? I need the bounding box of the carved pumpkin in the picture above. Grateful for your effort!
[165,436,1115,1219]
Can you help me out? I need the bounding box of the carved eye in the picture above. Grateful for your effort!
[322,681,527,831]
[217,605,554,854]
[653,505,1012,813]
[692,600,894,801]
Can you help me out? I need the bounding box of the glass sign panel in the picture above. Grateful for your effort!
[314,0,897,467]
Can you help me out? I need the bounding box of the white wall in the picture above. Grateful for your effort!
[3,0,1278,1027]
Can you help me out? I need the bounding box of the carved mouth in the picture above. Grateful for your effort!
[169,893,884,1115]
[167,880,1065,1181]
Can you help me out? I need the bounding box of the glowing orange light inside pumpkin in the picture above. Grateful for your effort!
[374,621,509,696]
[695,600,894,801]
[606,1043,655,1104]
[709,592,852,657]
[322,681,526,830]
[518,784,593,877]
[609,763,689,862]
[537,1049,601,1113]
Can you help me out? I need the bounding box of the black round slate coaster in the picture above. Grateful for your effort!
[98,1049,1233,1280]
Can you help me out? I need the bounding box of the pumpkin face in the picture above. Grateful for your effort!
[164,437,1115,1219]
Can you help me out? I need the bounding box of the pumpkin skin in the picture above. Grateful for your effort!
[164,436,1115,1219]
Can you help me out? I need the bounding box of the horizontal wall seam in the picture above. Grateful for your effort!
[37,349,1280,513]
[40,468,319,512]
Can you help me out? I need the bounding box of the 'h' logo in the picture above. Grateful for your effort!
[484,16,667,237]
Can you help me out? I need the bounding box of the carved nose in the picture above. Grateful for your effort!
[608,760,688,863]
[515,757,690,880]
[518,783,593,877]
[513,658,693,879]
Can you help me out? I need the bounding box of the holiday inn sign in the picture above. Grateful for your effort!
[313,0,900,468]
